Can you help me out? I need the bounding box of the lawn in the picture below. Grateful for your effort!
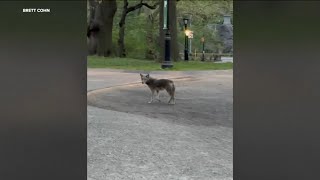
[87,56,233,71]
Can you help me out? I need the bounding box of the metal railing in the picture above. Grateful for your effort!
[179,52,233,61]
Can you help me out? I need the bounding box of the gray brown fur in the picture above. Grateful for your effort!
[140,74,175,104]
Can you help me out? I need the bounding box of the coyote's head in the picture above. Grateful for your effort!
[140,73,150,84]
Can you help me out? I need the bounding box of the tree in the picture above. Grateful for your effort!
[118,0,159,57]
[87,0,117,57]
[169,0,179,61]
[87,0,98,55]
[159,0,179,62]
[175,0,233,55]
[145,5,160,60]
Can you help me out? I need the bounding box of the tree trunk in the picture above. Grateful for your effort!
[88,0,96,25]
[169,0,179,61]
[87,0,98,55]
[145,8,159,60]
[158,0,178,62]
[118,0,128,57]
[158,1,164,62]
[95,0,117,57]
[145,17,156,60]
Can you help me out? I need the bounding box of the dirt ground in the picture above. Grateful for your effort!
[87,69,233,180]
[88,72,232,128]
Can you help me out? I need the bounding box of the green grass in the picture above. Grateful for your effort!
[88,56,233,71]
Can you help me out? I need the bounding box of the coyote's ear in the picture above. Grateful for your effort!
[140,73,143,77]
[146,74,149,78]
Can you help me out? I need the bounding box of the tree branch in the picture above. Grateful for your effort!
[141,2,159,9]
[126,1,160,14]
[138,0,143,14]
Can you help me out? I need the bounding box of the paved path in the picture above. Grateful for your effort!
[88,69,233,180]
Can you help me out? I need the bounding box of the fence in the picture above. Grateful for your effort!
[179,52,233,61]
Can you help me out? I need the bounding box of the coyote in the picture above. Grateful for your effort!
[140,74,175,104]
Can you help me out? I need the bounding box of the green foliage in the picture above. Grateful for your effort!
[124,13,148,59]
[177,0,232,25]
[176,0,233,54]
[111,0,152,59]
[88,0,233,59]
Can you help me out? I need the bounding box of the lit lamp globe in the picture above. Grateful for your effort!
[183,18,188,26]
[185,29,191,37]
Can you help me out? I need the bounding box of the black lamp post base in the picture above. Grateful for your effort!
[161,62,173,69]
[184,50,189,61]
[201,54,205,61]
[162,31,172,69]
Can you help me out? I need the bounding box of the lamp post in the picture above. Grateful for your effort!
[183,17,189,61]
[201,37,205,61]
[161,0,173,69]
[188,15,192,55]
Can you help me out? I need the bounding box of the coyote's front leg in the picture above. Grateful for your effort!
[155,90,161,102]
[148,90,155,103]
